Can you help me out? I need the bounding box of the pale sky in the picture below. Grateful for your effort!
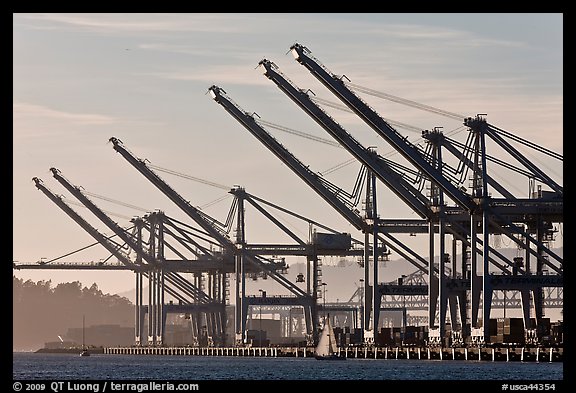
[13,13,563,298]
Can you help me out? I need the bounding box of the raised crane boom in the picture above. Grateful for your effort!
[253,62,525,274]
[50,167,162,266]
[32,176,202,304]
[48,167,210,303]
[108,137,308,298]
[32,176,139,270]
[290,43,477,213]
[208,86,367,232]
[207,85,440,274]
[258,59,432,219]
[109,137,233,249]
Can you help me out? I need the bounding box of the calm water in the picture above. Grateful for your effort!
[13,352,563,381]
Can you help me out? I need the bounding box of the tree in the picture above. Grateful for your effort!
[13,276,134,351]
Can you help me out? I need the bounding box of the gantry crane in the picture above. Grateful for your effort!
[290,43,476,212]
[50,168,225,345]
[109,137,341,344]
[288,43,562,342]
[16,43,562,348]
[211,43,562,343]
[256,59,521,342]
[209,85,452,343]
[30,176,223,345]
[208,84,554,344]
[258,59,433,219]
[47,168,229,345]
[289,43,562,237]
[208,86,427,269]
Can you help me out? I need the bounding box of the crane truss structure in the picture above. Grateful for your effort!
[16,43,562,349]
[18,147,372,346]
[209,43,562,346]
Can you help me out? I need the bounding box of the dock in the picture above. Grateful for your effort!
[104,346,563,362]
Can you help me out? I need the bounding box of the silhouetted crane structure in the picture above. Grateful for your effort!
[15,43,562,348]
[108,137,370,344]
[286,43,561,344]
[28,175,223,345]
[209,43,562,345]
[21,145,368,346]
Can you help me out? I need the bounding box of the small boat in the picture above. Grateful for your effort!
[314,315,345,360]
[79,315,90,357]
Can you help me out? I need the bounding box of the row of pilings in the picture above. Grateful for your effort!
[104,345,563,362]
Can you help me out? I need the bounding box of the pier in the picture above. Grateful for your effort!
[104,346,563,362]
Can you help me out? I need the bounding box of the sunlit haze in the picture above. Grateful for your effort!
[13,13,563,299]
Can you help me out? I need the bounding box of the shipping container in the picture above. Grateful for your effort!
[312,232,352,250]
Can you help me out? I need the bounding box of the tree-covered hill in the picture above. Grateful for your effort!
[13,276,134,351]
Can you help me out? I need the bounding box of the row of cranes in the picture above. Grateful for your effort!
[15,43,562,348]
[27,160,364,346]
[212,43,562,345]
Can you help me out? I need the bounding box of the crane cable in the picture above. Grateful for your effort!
[311,96,425,134]
[65,199,135,221]
[346,82,562,163]
[84,191,150,212]
[199,193,232,210]
[345,81,466,121]
[320,158,357,176]
[148,164,232,191]
[256,119,342,148]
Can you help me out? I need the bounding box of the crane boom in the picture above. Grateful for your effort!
[208,85,366,232]
[482,122,563,195]
[208,85,439,274]
[110,137,232,248]
[258,59,432,219]
[48,168,210,303]
[33,177,139,270]
[108,137,308,297]
[32,176,201,304]
[50,167,161,266]
[290,43,477,212]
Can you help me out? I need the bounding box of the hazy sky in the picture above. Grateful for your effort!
[13,13,563,297]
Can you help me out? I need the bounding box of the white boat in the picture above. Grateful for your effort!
[314,316,345,360]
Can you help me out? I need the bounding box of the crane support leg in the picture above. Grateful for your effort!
[135,272,141,345]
